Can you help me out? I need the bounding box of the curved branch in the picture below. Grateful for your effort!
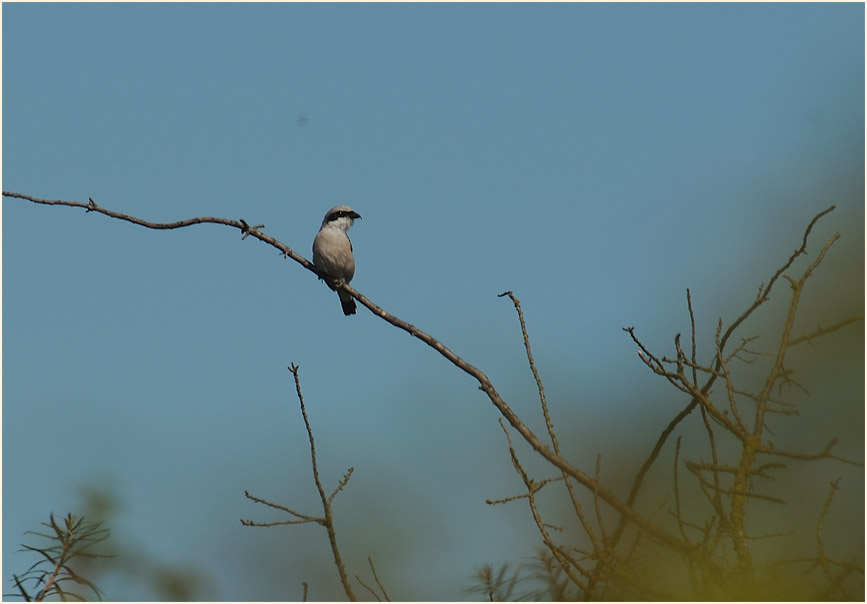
[2,191,324,278]
[4,190,693,554]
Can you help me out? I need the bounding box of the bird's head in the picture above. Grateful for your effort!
[321,205,361,231]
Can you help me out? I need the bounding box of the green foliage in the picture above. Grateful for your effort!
[7,513,111,602]
[468,548,587,602]
[467,560,526,602]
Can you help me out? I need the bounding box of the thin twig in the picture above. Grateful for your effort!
[240,364,357,600]
[355,575,382,601]
[241,490,318,524]
[368,556,391,602]
[788,316,864,347]
[289,363,356,602]
[499,291,601,553]
[497,420,590,596]
[673,437,690,542]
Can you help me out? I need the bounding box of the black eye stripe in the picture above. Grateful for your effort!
[327,210,358,221]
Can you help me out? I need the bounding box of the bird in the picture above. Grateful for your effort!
[312,205,362,315]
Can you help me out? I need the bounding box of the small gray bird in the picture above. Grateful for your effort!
[312,205,362,315]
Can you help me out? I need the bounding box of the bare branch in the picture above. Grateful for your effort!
[2,192,336,287]
[240,490,319,525]
[242,364,356,601]
[758,439,863,466]
[368,556,391,602]
[787,316,864,347]
[288,363,356,601]
[614,206,849,594]
[687,289,698,385]
[5,191,692,554]
[499,290,601,552]
[715,321,748,433]
[355,575,381,602]
[497,420,591,596]
[672,438,690,542]
[716,205,837,361]
[498,292,555,445]
[328,468,355,506]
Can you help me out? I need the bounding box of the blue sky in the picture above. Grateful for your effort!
[3,3,864,601]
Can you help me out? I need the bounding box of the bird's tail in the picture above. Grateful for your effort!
[338,290,356,315]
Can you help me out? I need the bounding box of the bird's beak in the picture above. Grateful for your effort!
[351,212,361,220]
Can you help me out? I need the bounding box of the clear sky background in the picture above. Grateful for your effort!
[3,3,864,601]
